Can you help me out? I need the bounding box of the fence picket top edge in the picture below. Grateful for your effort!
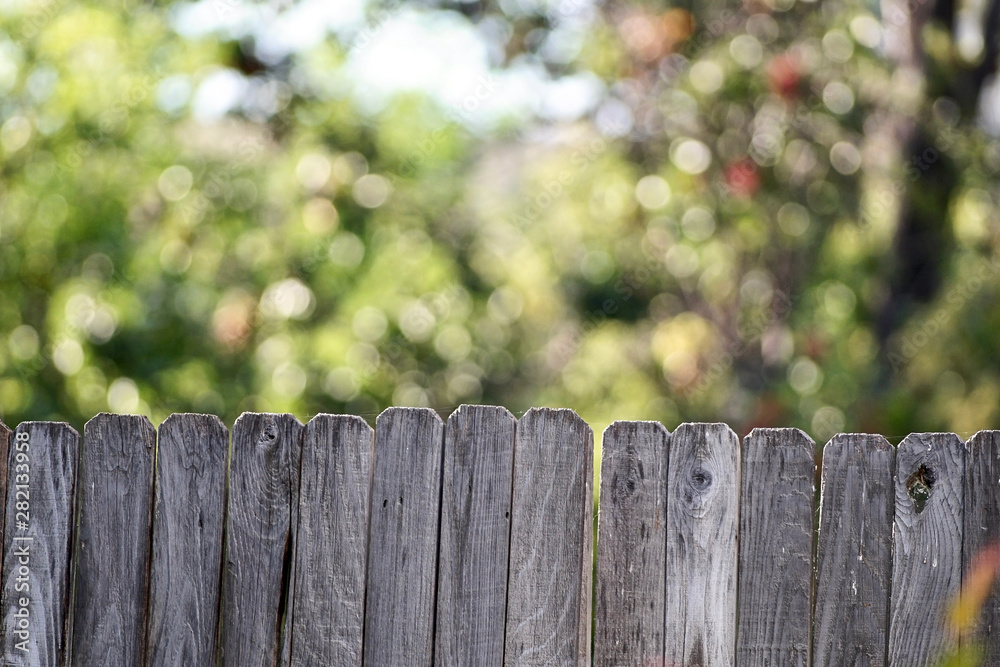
[84,411,156,431]
[0,419,9,436]
[448,403,516,421]
[673,421,740,441]
[603,420,671,436]
[965,430,1000,446]
[27,413,1000,450]
[896,431,965,451]
[376,405,445,426]
[304,412,374,431]
[233,410,305,429]
[155,414,228,479]
[519,406,591,427]
[743,428,815,472]
[11,420,80,437]
[823,432,894,452]
[744,426,815,446]
[159,412,227,431]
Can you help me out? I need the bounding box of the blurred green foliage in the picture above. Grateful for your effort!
[2,0,1000,447]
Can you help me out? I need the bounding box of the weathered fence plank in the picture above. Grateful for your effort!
[363,407,445,667]
[812,434,894,667]
[964,430,1000,662]
[0,420,9,569]
[221,413,303,667]
[146,414,228,666]
[504,408,593,667]
[72,414,156,665]
[0,422,78,666]
[662,422,739,667]
[888,432,965,666]
[736,427,815,666]
[593,420,669,667]
[434,405,516,667]
[288,414,373,666]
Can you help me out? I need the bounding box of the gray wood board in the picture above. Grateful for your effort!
[434,405,516,667]
[0,422,79,666]
[888,432,964,666]
[363,407,445,667]
[503,408,593,667]
[736,427,815,666]
[662,422,740,667]
[220,413,303,667]
[593,420,669,667]
[964,430,1000,664]
[72,414,156,666]
[146,414,228,666]
[813,434,894,667]
[288,414,373,666]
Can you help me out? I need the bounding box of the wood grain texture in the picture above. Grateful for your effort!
[363,407,445,667]
[220,413,302,667]
[504,408,593,667]
[593,421,669,667]
[662,422,740,667]
[72,413,156,666]
[146,414,228,667]
[0,422,78,666]
[736,427,815,666]
[888,432,965,667]
[288,414,373,667]
[434,405,516,667]
[813,434,894,667]
[964,431,1000,664]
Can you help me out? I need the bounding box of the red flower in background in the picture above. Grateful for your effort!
[767,53,801,100]
[724,158,760,197]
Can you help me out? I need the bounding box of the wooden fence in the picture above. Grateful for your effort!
[0,406,995,666]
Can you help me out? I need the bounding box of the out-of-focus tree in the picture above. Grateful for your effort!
[1,0,1000,445]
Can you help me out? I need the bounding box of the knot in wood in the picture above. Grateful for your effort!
[612,472,638,505]
[258,420,279,446]
[690,466,713,491]
[611,455,643,505]
[905,464,935,514]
